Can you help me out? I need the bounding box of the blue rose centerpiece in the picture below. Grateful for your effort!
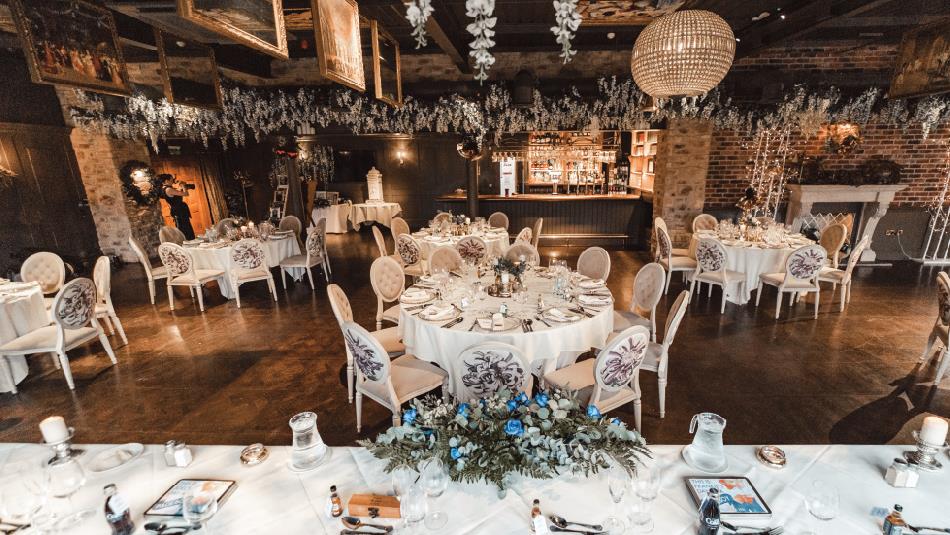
[359,388,650,489]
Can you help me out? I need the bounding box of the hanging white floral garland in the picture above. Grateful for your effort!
[551,0,582,64]
[465,0,497,83]
[406,0,434,49]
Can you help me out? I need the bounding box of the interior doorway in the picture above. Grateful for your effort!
[152,156,219,236]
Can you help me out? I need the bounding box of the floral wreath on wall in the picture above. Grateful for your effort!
[119,160,161,206]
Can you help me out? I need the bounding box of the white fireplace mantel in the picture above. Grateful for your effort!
[785,184,907,262]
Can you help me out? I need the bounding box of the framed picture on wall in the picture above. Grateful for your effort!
[370,20,402,107]
[8,0,131,96]
[312,0,366,92]
[890,17,950,98]
[177,0,288,59]
[156,29,223,110]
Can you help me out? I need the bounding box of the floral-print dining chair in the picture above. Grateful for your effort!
[921,272,950,386]
[229,238,278,308]
[755,244,827,319]
[158,243,224,312]
[455,342,532,403]
[279,221,329,290]
[396,234,428,278]
[544,325,650,431]
[0,278,116,392]
[342,321,447,432]
[655,223,697,294]
[428,246,463,275]
[690,238,746,314]
[818,234,870,312]
[456,236,488,265]
[93,256,127,346]
[128,235,168,305]
[515,227,533,244]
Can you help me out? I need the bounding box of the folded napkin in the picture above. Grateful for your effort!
[477,318,494,330]
[545,308,580,322]
[578,279,605,289]
[183,239,203,247]
[420,304,455,320]
[401,288,431,302]
[578,294,611,306]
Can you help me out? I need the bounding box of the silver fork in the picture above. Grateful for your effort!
[721,521,783,535]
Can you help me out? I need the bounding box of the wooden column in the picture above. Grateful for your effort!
[466,160,480,217]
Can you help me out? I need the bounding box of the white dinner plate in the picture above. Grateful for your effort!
[419,307,459,322]
[476,317,521,332]
[543,307,582,323]
[401,290,434,304]
[89,443,144,473]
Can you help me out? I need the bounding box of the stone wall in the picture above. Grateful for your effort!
[653,119,713,247]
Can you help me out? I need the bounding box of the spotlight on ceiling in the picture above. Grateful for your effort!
[607,32,616,40]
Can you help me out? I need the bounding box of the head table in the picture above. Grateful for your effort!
[0,282,48,393]
[0,442,944,534]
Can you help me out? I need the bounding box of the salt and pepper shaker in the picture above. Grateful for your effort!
[173,442,194,467]
[885,458,919,488]
[163,441,177,467]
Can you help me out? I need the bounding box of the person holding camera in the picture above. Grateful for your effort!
[160,173,196,240]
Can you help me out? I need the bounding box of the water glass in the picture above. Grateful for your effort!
[46,456,94,527]
[630,464,662,532]
[806,480,838,521]
[392,467,417,500]
[183,485,219,532]
[0,465,47,524]
[399,484,428,533]
[603,467,628,534]
[419,458,449,529]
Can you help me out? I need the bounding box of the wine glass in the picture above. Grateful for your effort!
[0,464,48,525]
[602,467,628,534]
[46,456,95,529]
[183,485,220,533]
[419,458,450,529]
[399,484,428,534]
[392,467,417,500]
[630,463,662,532]
[806,480,838,521]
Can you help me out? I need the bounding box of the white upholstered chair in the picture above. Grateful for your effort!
[327,284,406,403]
[454,342,532,402]
[159,226,185,245]
[690,238,746,314]
[921,272,950,385]
[279,215,304,248]
[92,256,127,346]
[655,224,697,294]
[639,290,689,419]
[691,214,718,233]
[456,236,488,265]
[613,262,665,342]
[654,217,689,257]
[229,239,278,308]
[818,234,870,312]
[577,247,611,281]
[488,212,509,231]
[396,234,428,278]
[390,217,410,244]
[515,227,532,244]
[342,321,447,431]
[279,221,329,289]
[755,244,826,319]
[20,252,65,297]
[819,223,848,267]
[531,218,543,249]
[372,225,389,258]
[128,235,168,305]
[0,278,116,392]
[158,243,224,312]
[214,218,238,236]
[504,243,541,264]
[544,325,649,431]
[370,256,406,329]
[433,212,453,225]
[428,247,463,274]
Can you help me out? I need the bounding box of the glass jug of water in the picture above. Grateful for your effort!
[687,413,727,472]
[290,411,328,471]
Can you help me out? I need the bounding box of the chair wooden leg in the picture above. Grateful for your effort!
[658,376,667,419]
[356,391,363,432]
[57,351,75,390]
[324,252,332,275]
[0,356,17,394]
[347,362,354,404]
[196,285,205,312]
[280,268,287,289]
[306,267,315,290]
[922,332,938,362]
[813,289,820,319]
[234,284,242,308]
[839,283,847,312]
[774,291,782,319]
[935,348,950,385]
[148,280,156,305]
[323,264,329,283]
[707,282,712,298]
[391,414,401,428]
[720,284,727,314]
[111,313,128,346]
[632,370,642,432]
[98,329,118,364]
[268,278,278,301]
[102,314,115,335]
[664,270,672,294]
[167,285,175,310]
[50,352,60,369]
[846,282,853,303]
[688,278,697,303]
[755,282,763,307]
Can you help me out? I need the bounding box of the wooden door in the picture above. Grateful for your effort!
[0,123,99,275]
[152,156,214,236]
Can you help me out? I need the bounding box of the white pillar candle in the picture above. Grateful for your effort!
[248,221,255,228]
[501,272,510,285]
[920,416,949,446]
[39,416,69,444]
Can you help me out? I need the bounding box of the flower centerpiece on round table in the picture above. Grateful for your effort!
[489,256,526,297]
[358,389,650,489]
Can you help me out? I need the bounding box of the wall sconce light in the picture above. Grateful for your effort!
[396,148,407,166]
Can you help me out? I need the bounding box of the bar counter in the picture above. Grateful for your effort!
[435,192,649,248]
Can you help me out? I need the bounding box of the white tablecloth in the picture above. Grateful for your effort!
[187,238,302,299]
[0,282,49,393]
[414,230,510,260]
[399,271,613,391]
[311,201,352,234]
[1,442,944,535]
[689,233,811,304]
[350,202,402,228]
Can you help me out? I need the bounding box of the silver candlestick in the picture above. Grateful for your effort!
[43,427,84,465]
[902,430,945,472]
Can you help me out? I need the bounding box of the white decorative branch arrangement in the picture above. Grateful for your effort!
[406,0,434,49]
[551,0,582,64]
[465,0,497,83]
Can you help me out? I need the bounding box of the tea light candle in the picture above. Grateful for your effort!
[920,416,949,446]
[240,225,247,233]
[39,416,69,444]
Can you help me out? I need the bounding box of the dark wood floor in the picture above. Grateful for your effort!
[1,229,946,448]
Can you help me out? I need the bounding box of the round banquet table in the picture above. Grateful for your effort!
[186,237,302,299]
[311,201,352,234]
[0,282,50,393]
[350,202,402,228]
[399,270,613,394]
[688,231,815,304]
[412,229,510,259]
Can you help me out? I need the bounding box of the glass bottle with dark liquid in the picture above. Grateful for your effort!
[104,484,135,535]
[698,486,721,535]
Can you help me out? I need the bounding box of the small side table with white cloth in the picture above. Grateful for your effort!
[186,237,302,299]
[311,201,352,234]
[0,282,50,393]
[350,202,402,229]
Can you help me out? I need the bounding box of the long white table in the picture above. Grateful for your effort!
[0,283,50,392]
[1,442,943,534]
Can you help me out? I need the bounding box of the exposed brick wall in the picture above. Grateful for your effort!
[732,43,898,73]
[654,119,713,247]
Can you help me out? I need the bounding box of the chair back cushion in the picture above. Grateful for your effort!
[158,243,193,277]
[159,226,185,245]
[305,224,325,258]
[594,325,650,392]
[52,278,97,330]
[326,283,353,324]
[504,243,540,264]
[692,214,718,233]
[531,218,543,248]
[429,247,462,274]
[231,239,266,270]
[433,212,452,224]
[20,252,66,294]
[456,342,529,401]
[214,218,237,235]
[396,234,423,266]
[391,217,410,240]
[662,290,690,348]
[370,256,406,302]
[695,238,726,273]
[456,236,488,264]
[938,272,950,326]
[342,321,390,382]
[93,256,111,302]
[633,262,665,315]
[279,215,303,237]
[515,227,532,243]
[128,235,153,275]
[577,247,611,281]
[487,212,509,230]
[372,226,388,257]
[819,223,848,259]
[785,245,826,282]
[654,224,673,260]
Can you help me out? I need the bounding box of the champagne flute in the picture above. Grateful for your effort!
[630,463,662,532]
[602,467,628,534]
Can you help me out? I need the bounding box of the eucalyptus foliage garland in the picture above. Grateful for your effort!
[358,389,650,488]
